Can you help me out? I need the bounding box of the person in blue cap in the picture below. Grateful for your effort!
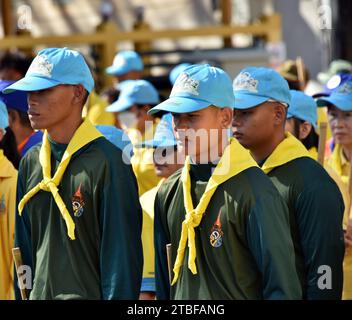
[169,63,191,86]
[0,80,43,157]
[136,113,183,300]
[2,47,143,300]
[317,79,352,299]
[106,79,162,196]
[149,63,301,300]
[232,66,345,300]
[0,100,18,300]
[285,90,319,159]
[0,99,20,169]
[106,50,144,85]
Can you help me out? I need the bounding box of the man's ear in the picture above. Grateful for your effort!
[273,104,287,127]
[299,122,312,140]
[220,107,233,128]
[72,84,86,105]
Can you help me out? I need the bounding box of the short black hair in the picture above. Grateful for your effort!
[0,127,21,169]
[292,117,319,150]
[0,51,33,76]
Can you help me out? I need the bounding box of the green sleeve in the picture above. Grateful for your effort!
[246,190,302,300]
[154,189,171,300]
[14,160,33,300]
[295,180,344,300]
[99,149,143,300]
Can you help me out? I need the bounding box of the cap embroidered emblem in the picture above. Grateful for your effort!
[337,82,352,94]
[113,56,126,68]
[27,54,53,78]
[233,72,259,93]
[172,73,200,96]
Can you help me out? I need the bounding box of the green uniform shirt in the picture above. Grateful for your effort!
[15,137,143,300]
[154,163,302,300]
[262,157,345,300]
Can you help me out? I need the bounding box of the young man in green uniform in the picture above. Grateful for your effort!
[232,67,345,300]
[137,113,183,300]
[3,47,143,300]
[149,64,302,300]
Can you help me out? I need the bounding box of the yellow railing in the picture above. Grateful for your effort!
[0,14,282,87]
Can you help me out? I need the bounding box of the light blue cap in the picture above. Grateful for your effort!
[317,78,352,111]
[96,125,134,160]
[169,63,191,85]
[136,113,176,148]
[2,47,94,94]
[106,51,144,76]
[287,90,317,129]
[0,100,9,130]
[233,66,291,109]
[149,64,234,115]
[106,80,159,113]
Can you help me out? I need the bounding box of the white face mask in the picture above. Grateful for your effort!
[118,111,138,130]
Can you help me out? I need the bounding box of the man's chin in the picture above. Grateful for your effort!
[29,121,43,131]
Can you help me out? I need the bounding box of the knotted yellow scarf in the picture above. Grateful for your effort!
[171,138,258,285]
[261,132,311,174]
[18,119,103,240]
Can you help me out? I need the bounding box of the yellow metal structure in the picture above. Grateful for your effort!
[0,14,282,88]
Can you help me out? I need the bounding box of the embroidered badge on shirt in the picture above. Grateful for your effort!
[0,194,6,214]
[172,72,200,96]
[233,72,259,93]
[72,184,85,217]
[27,54,53,78]
[210,210,224,248]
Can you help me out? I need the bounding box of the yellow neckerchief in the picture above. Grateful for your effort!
[0,150,17,178]
[261,132,311,174]
[327,144,350,184]
[171,138,258,285]
[308,146,318,160]
[18,119,103,240]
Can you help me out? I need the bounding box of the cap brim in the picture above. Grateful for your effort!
[106,97,132,113]
[106,65,128,76]
[2,76,60,93]
[312,92,329,99]
[135,139,177,148]
[233,92,269,109]
[316,96,352,111]
[148,96,210,115]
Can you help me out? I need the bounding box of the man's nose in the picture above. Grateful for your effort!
[232,113,241,126]
[174,117,189,131]
[28,91,39,103]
